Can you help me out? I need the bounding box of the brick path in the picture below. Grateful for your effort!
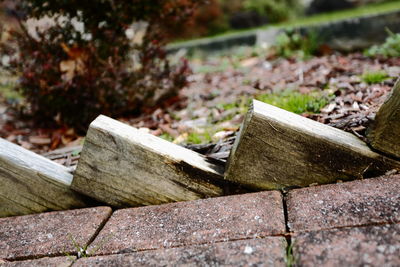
[1,175,399,266]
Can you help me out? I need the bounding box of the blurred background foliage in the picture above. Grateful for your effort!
[168,0,396,40]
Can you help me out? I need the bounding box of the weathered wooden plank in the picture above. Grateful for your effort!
[225,100,400,190]
[71,115,230,208]
[0,138,91,217]
[367,78,400,158]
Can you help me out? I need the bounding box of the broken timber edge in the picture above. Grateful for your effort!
[72,115,236,208]
[0,138,91,218]
[367,78,400,159]
[225,100,400,190]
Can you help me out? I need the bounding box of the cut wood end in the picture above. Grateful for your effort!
[225,99,400,191]
[367,78,400,159]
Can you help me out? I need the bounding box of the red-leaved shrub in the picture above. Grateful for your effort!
[0,0,204,131]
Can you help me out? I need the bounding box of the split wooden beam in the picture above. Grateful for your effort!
[367,78,400,158]
[0,138,91,217]
[72,115,232,208]
[225,100,400,190]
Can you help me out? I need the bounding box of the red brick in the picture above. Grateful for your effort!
[88,191,285,255]
[1,256,75,267]
[287,175,400,232]
[293,223,400,266]
[77,237,286,266]
[0,207,111,260]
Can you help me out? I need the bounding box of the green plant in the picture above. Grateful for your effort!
[65,233,113,260]
[186,131,212,144]
[243,0,301,23]
[365,29,400,58]
[256,90,331,114]
[160,133,174,142]
[0,80,21,103]
[361,71,389,84]
[0,0,203,131]
[65,234,91,259]
[215,96,250,121]
[285,241,295,267]
[274,29,319,59]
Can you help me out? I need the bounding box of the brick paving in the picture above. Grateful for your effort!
[287,174,400,232]
[88,191,285,255]
[76,238,287,267]
[0,175,399,266]
[0,207,111,261]
[293,223,400,266]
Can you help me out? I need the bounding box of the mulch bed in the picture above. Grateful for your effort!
[1,52,399,169]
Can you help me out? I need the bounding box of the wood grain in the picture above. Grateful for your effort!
[367,78,400,158]
[72,115,230,208]
[225,100,400,190]
[0,138,90,217]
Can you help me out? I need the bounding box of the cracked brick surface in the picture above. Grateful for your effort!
[76,237,287,267]
[0,207,111,261]
[293,223,400,266]
[88,191,285,255]
[1,256,75,267]
[287,175,400,232]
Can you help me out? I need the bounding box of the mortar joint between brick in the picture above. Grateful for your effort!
[281,190,291,234]
[83,208,114,254]
[281,190,295,267]
[293,219,400,234]
[4,253,75,263]
[83,234,288,259]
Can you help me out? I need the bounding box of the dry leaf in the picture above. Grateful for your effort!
[29,136,51,145]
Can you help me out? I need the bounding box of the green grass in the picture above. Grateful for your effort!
[160,130,213,144]
[159,133,175,142]
[285,241,295,267]
[216,96,249,112]
[361,71,389,84]
[186,131,212,144]
[65,233,114,260]
[256,90,331,114]
[170,1,400,47]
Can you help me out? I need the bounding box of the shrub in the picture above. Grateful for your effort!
[0,0,204,131]
[243,0,301,23]
[273,29,320,59]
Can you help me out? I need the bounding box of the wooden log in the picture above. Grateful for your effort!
[71,115,230,208]
[225,100,400,190]
[367,78,400,158]
[0,138,90,217]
